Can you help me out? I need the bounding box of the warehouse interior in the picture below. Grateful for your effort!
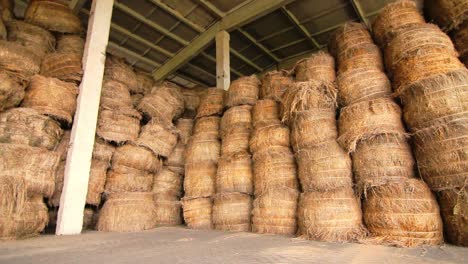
[0,0,467,263]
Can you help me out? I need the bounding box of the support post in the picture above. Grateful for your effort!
[56,0,114,235]
[216,31,230,90]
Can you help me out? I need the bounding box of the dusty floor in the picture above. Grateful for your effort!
[0,227,466,264]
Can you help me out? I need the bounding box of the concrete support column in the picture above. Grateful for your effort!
[216,30,230,90]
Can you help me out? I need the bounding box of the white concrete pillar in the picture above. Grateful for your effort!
[216,30,230,90]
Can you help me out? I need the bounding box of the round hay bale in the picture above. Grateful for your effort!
[185,134,220,163]
[196,88,225,118]
[437,188,467,246]
[372,0,425,47]
[225,75,260,107]
[0,40,41,80]
[221,126,250,156]
[260,70,293,101]
[175,118,194,145]
[294,52,335,83]
[0,70,25,112]
[398,69,468,130]
[104,56,138,93]
[138,84,185,124]
[252,187,298,235]
[216,152,253,194]
[453,21,468,66]
[100,79,132,110]
[86,160,109,206]
[136,121,178,158]
[385,24,457,72]
[425,0,468,31]
[0,107,63,150]
[154,195,182,226]
[40,52,83,83]
[363,179,444,247]
[97,192,157,232]
[297,187,367,242]
[0,195,48,240]
[290,110,337,152]
[182,88,200,114]
[296,141,353,192]
[153,167,182,198]
[112,144,161,173]
[337,98,407,152]
[131,93,144,108]
[249,123,290,153]
[96,108,141,144]
[165,143,185,174]
[413,118,467,191]
[220,105,252,137]
[184,161,216,198]
[252,99,280,127]
[104,165,154,194]
[353,134,415,193]
[6,20,55,58]
[329,22,373,57]
[22,75,78,125]
[182,197,212,230]
[24,0,82,33]
[213,192,252,232]
[252,146,298,196]
[134,70,154,95]
[56,34,84,55]
[337,67,391,107]
[93,137,115,163]
[54,130,70,161]
[337,43,384,74]
[192,116,220,139]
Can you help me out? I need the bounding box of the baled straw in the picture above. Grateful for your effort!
[213,192,252,232]
[252,187,299,235]
[24,0,83,33]
[104,55,138,93]
[0,40,41,80]
[363,179,443,247]
[131,93,143,108]
[252,99,281,127]
[56,34,84,55]
[294,51,336,83]
[97,192,157,232]
[96,108,141,144]
[112,144,161,173]
[221,126,250,156]
[225,75,260,107]
[40,52,83,83]
[296,141,353,192]
[182,197,213,230]
[260,70,293,101]
[165,143,185,174]
[337,67,392,107]
[329,22,373,57]
[185,133,220,163]
[184,161,216,198]
[104,165,154,194]
[453,21,467,66]
[398,69,468,130]
[6,20,55,58]
[175,118,194,145]
[154,194,182,226]
[86,160,109,206]
[0,107,63,150]
[100,79,132,110]
[54,130,70,161]
[337,43,384,74]
[337,98,407,152]
[249,123,290,153]
[192,116,220,139]
[425,0,468,31]
[353,134,415,193]
[93,137,115,163]
[153,167,183,198]
[0,70,25,112]
[0,15,5,39]
[196,88,225,118]
[216,152,253,194]
[372,0,425,47]
[135,70,154,95]
[220,105,252,137]
[437,188,467,246]
[22,75,78,125]
[82,208,96,230]
[182,88,200,115]
[138,84,185,124]
[136,121,178,158]
[413,118,467,191]
[297,187,367,242]
[290,110,337,152]
[252,146,298,196]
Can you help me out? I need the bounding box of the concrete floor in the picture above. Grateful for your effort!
[0,227,466,264]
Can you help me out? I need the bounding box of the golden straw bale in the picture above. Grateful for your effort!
[250,123,290,153]
[165,143,185,174]
[425,0,468,31]
[453,21,468,66]
[86,160,109,206]
[112,144,161,173]
[131,93,143,108]
[40,52,83,83]
[153,167,183,198]
[252,99,281,127]
[138,84,184,124]
[182,88,200,114]
[220,105,252,137]
[104,56,138,93]
[185,134,220,163]
[24,0,82,33]
[182,197,212,230]
[54,130,70,161]
[213,192,252,232]
[100,79,132,110]
[134,70,154,95]
[372,0,425,47]
[337,98,407,152]
[413,118,467,191]
[93,137,115,163]
[0,107,63,150]
[175,118,194,145]
[337,43,384,74]
[290,110,337,152]
[6,20,55,58]
[154,194,182,226]
[22,75,78,125]
[221,126,250,156]
[192,116,220,139]
[96,108,141,144]
[136,121,178,158]
[104,165,154,194]
[225,75,260,107]
[0,70,25,112]
[297,141,352,192]
[56,34,84,55]
[329,22,373,57]
[298,187,367,242]
[184,161,216,198]
[0,40,41,80]
[437,188,467,246]
[337,68,392,107]
[252,146,298,196]
[398,69,468,130]
[363,179,444,247]
[252,187,299,235]
[196,88,225,118]
[82,208,96,230]
[294,52,335,83]
[97,192,157,232]
[260,70,293,101]
[217,152,253,194]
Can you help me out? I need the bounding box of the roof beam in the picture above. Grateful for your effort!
[230,48,262,71]
[238,29,279,62]
[195,0,225,18]
[350,0,370,28]
[200,52,243,77]
[149,0,204,33]
[281,7,321,49]
[69,0,87,14]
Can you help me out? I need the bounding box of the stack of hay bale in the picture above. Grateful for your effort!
[331,19,444,247]
[212,76,260,232]
[182,88,224,229]
[373,0,466,246]
[284,52,367,242]
[132,70,154,108]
